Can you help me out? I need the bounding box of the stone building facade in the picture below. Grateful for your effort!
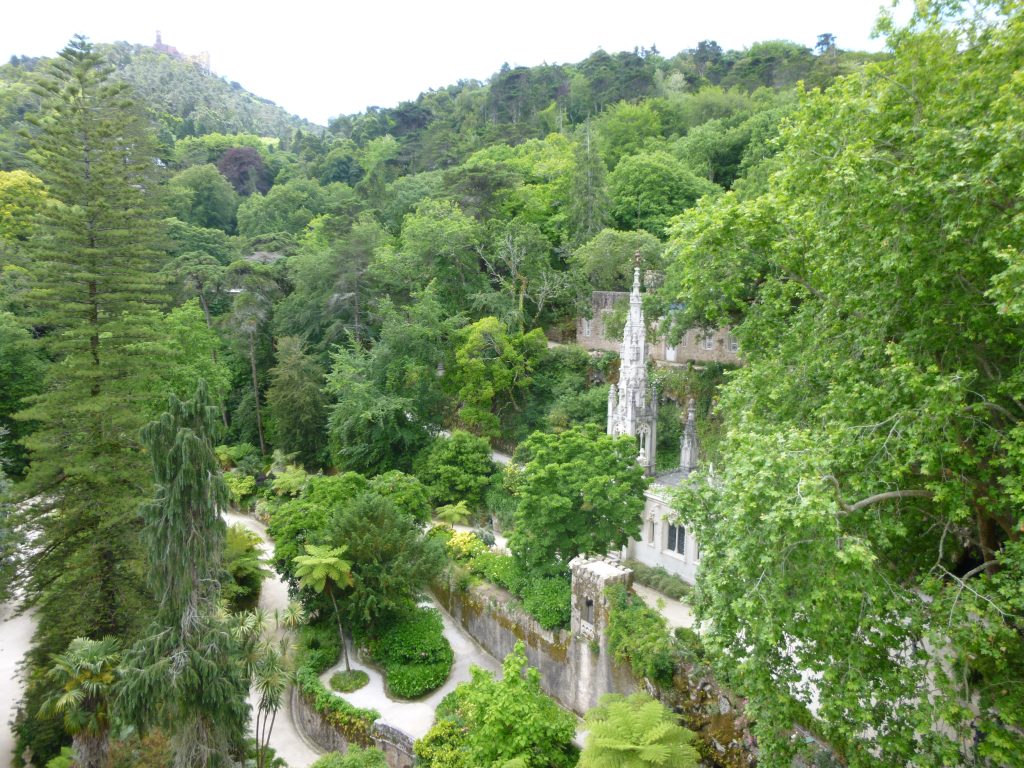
[604,269,704,585]
[577,290,740,365]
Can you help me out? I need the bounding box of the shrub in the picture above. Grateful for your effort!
[426,523,455,545]
[467,551,525,593]
[222,524,268,612]
[270,464,310,496]
[446,530,487,561]
[224,471,257,508]
[330,669,370,693]
[367,470,432,524]
[416,430,495,510]
[605,584,680,684]
[310,747,388,768]
[367,607,454,699]
[295,619,380,746]
[484,473,517,531]
[622,559,692,601]
[521,577,572,630]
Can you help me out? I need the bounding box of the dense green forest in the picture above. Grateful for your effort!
[0,2,1022,767]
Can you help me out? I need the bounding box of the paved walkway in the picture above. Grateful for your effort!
[224,512,323,768]
[0,599,34,768]
[321,597,501,741]
[631,583,697,630]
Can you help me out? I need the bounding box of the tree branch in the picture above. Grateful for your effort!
[825,475,934,513]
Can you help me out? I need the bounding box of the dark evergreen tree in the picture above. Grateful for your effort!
[118,382,249,768]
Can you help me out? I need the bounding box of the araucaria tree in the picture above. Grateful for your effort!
[664,2,1024,765]
[13,36,167,761]
[118,382,249,767]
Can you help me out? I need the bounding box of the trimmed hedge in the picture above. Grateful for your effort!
[367,607,454,699]
[295,621,380,745]
[622,558,692,601]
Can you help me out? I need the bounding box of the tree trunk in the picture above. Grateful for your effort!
[249,337,266,455]
[329,589,350,672]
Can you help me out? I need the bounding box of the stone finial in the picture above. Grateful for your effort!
[680,397,699,475]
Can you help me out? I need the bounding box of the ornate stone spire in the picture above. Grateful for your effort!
[608,251,657,474]
[680,397,699,475]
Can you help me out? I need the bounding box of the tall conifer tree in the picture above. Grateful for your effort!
[118,382,248,767]
[13,36,168,762]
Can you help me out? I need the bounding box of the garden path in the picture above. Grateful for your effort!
[632,583,697,630]
[223,512,324,768]
[320,596,501,741]
[0,599,34,768]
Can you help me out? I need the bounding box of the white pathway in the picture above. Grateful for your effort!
[224,512,323,768]
[631,583,697,630]
[320,597,501,741]
[0,599,34,768]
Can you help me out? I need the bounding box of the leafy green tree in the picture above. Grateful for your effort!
[167,163,239,232]
[294,542,355,671]
[664,3,1024,764]
[457,642,576,768]
[416,431,495,511]
[579,693,699,768]
[508,424,647,573]
[366,470,432,524]
[326,491,444,629]
[607,151,720,238]
[236,177,327,238]
[265,336,327,467]
[448,317,547,437]
[594,100,663,169]
[0,169,46,242]
[570,228,663,292]
[118,382,249,768]
[268,472,368,583]
[39,637,121,768]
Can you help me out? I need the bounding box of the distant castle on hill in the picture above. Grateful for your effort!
[153,31,210,73]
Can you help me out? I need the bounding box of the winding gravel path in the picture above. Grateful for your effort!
[224,512,324,768]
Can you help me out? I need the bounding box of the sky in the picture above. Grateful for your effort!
[2,0,912,126]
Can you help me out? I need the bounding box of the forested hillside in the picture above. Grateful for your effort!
[1,4,1022,767]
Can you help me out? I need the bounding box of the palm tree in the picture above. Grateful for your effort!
[233,610,293,768]
[579,693,699,768]
[293,543,354,671]
[39,637,121,768]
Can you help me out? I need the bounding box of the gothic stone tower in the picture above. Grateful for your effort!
[607,261,657,475]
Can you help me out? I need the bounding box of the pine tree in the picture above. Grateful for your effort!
[118,382,249,768]
[13,36,168,762]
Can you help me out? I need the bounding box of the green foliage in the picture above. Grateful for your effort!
[167,164,239,232]
[571,229,663,291]
[265,336,327,467]
[267,472,367,583]
[483,474,518,531]
[622,560,691,601]
[414,718,469,768]
[270,465,310,497]
[447,318,547,437]
[39,636,121,768]
[310,748,388,768]
[223,524,268,612]
[118,382,249,766]
[436,501,472,526]
[0,310,45,475]
[579,693,699,768]
[417,431,495,510]
[608,150,720,238]
[367,607,454,699]
[366,470,431,524]
[456,642,577,768]
[520,577,572,631]
[329,670,370,693]
[224,472,257,507]
[605,584,679,684]
[660,4,1024,763]
[327,491,445,628]
[294,619,380,747]
[445,530,488,561]
[508,424,647,573]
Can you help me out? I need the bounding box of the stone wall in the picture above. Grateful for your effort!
[291,687,417,768]
[433,573,757,768]
[433,574,638,715]
[578,290,741,365]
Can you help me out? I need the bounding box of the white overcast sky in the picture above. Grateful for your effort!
[2,0,911,126]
